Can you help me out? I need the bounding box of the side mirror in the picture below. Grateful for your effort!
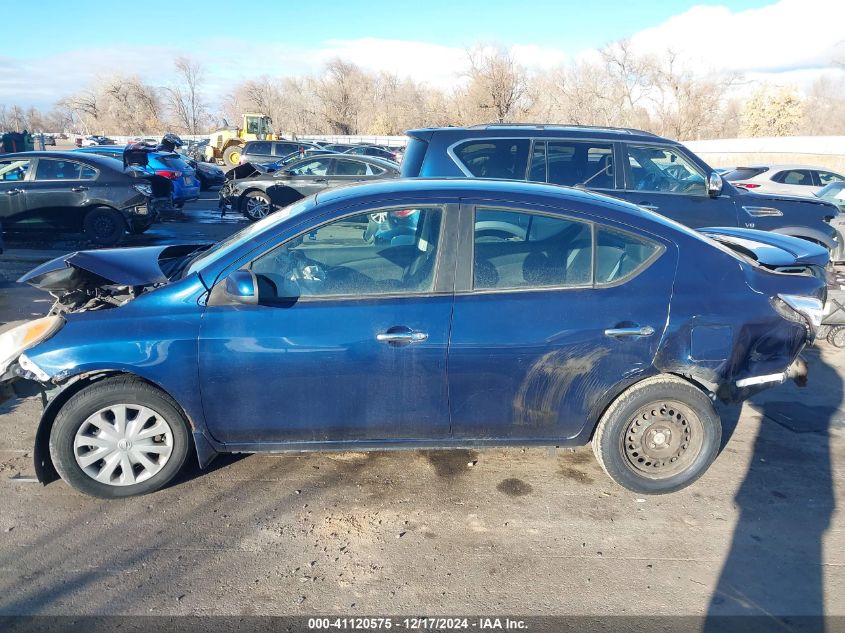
[707,171,723,198]
[208,270,258,306]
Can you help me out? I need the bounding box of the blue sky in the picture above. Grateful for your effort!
[2,0,843,109]
[9,0,774,53]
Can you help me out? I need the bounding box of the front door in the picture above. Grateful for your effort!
[0,157,32,222]
[448,203,676,441]
[613,144,739,229]
[198,204,455,445]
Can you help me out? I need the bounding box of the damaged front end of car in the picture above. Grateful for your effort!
[0,243,211,410]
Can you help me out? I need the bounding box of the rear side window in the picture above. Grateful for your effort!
[595,226,661,285]
[333,159,367,176]
[473,208,592,290]
[453,139,530,179]
[34,159,95,181]
[773,170,812,185]
[247,142,272,155]
[723,167,766,181]
[547,141,615,188]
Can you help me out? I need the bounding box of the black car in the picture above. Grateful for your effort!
[401,124,844,261]
[186,158,224,190]
[220,154,400,220]
[0,151,159,245]
[239,140,322,165]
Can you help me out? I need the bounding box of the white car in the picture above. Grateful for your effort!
[724,164,845,196]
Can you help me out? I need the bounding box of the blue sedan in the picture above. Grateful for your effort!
[75,146,200,206]
[0,179,826,498]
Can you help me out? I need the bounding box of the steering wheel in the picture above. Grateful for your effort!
[271,250,327,294]
[637,172,671,192]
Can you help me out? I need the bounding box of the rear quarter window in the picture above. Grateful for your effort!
[400,138,429,177]
[453,139,530,179]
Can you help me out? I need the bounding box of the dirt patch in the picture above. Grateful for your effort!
[558,466,595,485]
[496,478,533,497]
[423,450,479,478]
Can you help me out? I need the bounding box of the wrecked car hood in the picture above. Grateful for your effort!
[19,243,211,291]
[699,227,828,267]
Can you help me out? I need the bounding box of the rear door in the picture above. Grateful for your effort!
[614,144,739,229]
[447,201,676,441]
[285,157,335,197]
[19,158,98,228]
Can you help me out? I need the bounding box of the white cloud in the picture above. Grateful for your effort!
[2,0,844,109]
[628,0,845,74]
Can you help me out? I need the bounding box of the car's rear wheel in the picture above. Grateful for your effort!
[83,207,126,245]
[49,377,190,498]
[242,191,274,221]
[592,375,721,495]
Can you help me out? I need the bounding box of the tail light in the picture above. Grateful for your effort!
[155,169,182,180]
[736,182,760,189]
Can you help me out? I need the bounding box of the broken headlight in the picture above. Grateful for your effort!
[0,316,63,377]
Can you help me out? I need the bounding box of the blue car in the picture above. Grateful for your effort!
[0,179,826,498]
[75,146,200,207]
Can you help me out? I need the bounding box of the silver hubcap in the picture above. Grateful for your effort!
[73,404,174,486]
[245,196,270,218]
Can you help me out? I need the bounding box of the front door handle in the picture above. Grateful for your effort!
[71,186,88,192]
[638,203,659,211]
[376,328,429,345]
[313,178,328,183]
[5,188,23,195]
[604,326,655,338]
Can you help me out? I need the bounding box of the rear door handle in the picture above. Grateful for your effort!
[604,326,655,337]
[376,329,429,345]
[71,186,88,192]
[638,203,659,211]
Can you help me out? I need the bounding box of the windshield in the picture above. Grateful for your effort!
[183,196,316,278]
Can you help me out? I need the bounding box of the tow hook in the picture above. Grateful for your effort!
[787,356,809,388]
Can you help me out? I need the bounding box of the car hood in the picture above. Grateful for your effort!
[19,243,211,291]
[737,187,840,210]
[699,227,829,267]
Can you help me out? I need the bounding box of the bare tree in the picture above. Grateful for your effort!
[163,56,208,134]
[313,59,366,134]
[463,46,529,123]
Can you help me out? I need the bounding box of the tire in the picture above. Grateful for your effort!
[828,325,845,348]
[49,377,191,498]
[222,145,242,168]
[83,207,127,245]
[591,374,721,495]
[241,190,274,221]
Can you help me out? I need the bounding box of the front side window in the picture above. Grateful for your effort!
[34,159,91,181]
[288,159,332,176]
[249,207,443,300]
[626,145,706,195]
[473,208,592,290]
[0,159,30,181]
[817,171,844,186]
[453,139,530,179]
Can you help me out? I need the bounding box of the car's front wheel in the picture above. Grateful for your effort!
[49,377,191,498]
[241,191,274,221]
[592,374,721,495]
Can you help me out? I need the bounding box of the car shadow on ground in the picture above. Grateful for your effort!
[705,344,839,629]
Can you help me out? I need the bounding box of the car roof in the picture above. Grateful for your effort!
[406,123,674,145]
[287,153,398,170]
[0,150,124,168]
